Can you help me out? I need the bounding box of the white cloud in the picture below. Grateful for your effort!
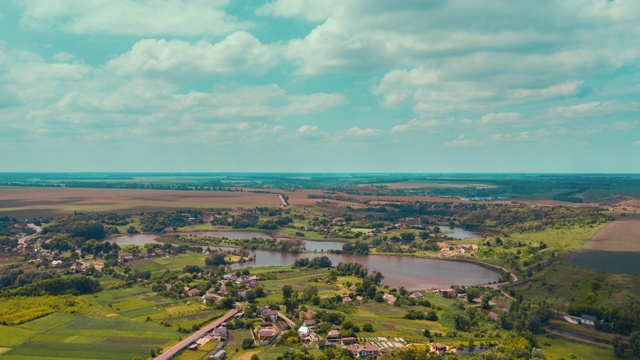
[390,119,440,133]
[107,32,280,77]
[511,80,583,101]
[480,112,521,125]
[298,125,318,133]
[635,140,640,146]
[489,132,530,141]
[373,67,440,106]
[443,139,483,147]
[346,127,379,136]
[52,52,76,63]
[18,0,249,36]
[548,101,640,118]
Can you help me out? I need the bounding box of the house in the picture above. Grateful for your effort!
[459,246,469,254]
[202,292,223,304]
[187,288,201,297]
[342,296,353,303]
[383,294,397,305]
[258,328,276,339]
[303,319,315,327]
[188,344,199,350]
[212,350,226,359]
[262,310,278,322]
[154,249,164,256]
[327,329,340,339]
[51,260,63,266]
[213,327,228,341]
[196,336,211,346]
[349,344,381,357]
[409,292,423,299]
[580,314,597,325]
[341,337,358,345]
[298,326,311,336]
[234,311,245,319]
[431,343,448,355]
[355,296,364,302]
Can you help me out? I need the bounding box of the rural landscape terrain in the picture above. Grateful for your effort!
[1,173,639,360]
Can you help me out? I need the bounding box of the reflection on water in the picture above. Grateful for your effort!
[109,232,500,290]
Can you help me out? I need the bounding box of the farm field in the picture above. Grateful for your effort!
[566,216,640,274]
[0,187,281,217]
[0,313,176,359]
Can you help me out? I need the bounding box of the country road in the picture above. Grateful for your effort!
[155,309,238,360]
[18,223,42,246]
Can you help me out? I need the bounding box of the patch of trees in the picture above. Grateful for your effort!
[2,276,101,297]
[335,262,368,278]
[292,256,333,269]
[0,267,58,290]
[461,205,612,231]
[139,211,188,232]
[43,220,106,240]
[340,241,369,255]
[569,304,640,335]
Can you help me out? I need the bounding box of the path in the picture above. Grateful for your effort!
[18,223,42,246]
[471,260,518,300]
[155,309,238,360]
[277,311,296,328]
[278,194,288,207]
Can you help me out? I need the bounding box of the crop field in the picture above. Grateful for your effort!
[0,313,176,360]
[0,187,281,217]
[566,216,640,274]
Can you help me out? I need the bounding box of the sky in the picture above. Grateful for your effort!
[0,0,639,173]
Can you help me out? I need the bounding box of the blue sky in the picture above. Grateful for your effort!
[0,0,639,172]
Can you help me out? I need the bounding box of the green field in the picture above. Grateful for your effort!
[0,313,176,360]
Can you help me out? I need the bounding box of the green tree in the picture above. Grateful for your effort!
[242,338,254,349]
[282,285,293,300]
[630,331,640,357]
[612,335,626,358]
[362,323,374,332]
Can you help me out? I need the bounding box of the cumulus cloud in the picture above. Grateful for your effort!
[480,112,521,125]
[443,139,483,147]
[548,101,640,118]
[107,32,280,77]
[511,80,583,101]
[18,0,249,36]
[298,125,319,134]
[489,132,530,141]
[391,119,440,133]
[346,127,380,136]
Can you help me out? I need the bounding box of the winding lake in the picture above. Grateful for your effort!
[109,232,500,290]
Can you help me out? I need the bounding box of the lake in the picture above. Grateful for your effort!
[109,232,500,290]
[443,227,481,239]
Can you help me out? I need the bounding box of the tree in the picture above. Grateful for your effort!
[242,338,254,349]
[282,285,293,300]
[362,323,374,332]
[206,251,227,266]
[423,329,431,338]
[612,335,626,358]
[630,331,640,356]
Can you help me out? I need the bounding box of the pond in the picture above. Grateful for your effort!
[443,227,481,239]
[108,233,500,290]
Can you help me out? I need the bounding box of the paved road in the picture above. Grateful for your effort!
[155,309,238,360]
